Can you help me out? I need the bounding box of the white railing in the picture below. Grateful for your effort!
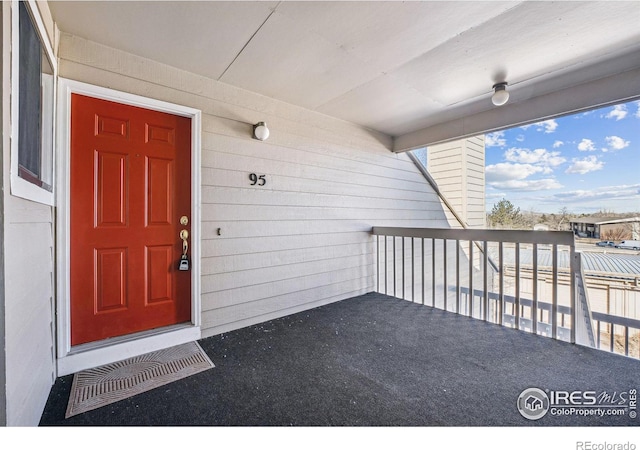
[592,312,640,357]
[371,227,596,348]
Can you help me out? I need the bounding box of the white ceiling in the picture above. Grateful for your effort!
[48,1,640,149]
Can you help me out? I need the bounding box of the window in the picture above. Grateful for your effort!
[410,147,427,169]
[11,1,56,204]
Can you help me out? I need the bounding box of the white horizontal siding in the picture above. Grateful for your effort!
[426,136,485,228]
[203,231,368,257]
[203,241,370,275]
[58,33,452,340]
[2,2,56,426]
[465,136,485,228]
[3,196,55,426]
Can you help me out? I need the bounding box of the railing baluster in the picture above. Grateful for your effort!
[376,235,380,293]
[456,239,460,314]
[443,239,448,311]
[431,238,435,307]
[533,243,538,335]
[515,242,520,330]
[552,244,558,339]
[499,241,504,326]
[597,320,601,349]
[570,246,577,344]
[625,326,629,356]
[483,240,488,322]
[421,238,425,305]
[402,237,405,300]
[393,237,396,298]
[411,238,415,302]
[384,236,388,295]
[610,324,614,353]
[469,241,474,318]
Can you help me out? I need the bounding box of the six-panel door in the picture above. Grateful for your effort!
[70,94,192,345]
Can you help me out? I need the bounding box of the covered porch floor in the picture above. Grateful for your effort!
[39,293,639,426]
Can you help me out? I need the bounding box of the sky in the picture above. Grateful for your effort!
[484,99,640,215]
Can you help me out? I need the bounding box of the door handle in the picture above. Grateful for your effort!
[179,229,190,271]
[180,229,189,257]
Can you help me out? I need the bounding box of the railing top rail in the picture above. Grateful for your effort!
[591,311,640,329]
[372,227,575,246]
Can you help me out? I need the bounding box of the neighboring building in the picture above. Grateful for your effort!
[426,137,486,229]
[570,216,640,240]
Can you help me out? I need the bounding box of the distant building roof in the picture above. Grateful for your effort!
[489,248,640,277]
[580,252,640,275]
[569,216,640,225]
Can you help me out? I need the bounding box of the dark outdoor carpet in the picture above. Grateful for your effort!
[39,292,640,426]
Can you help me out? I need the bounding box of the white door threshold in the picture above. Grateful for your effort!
[57,324,201,376]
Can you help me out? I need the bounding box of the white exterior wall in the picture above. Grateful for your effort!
[427,136,485,228]
[0,2,6,427]
[1,1,57,426]
[464,136,486,228]
[57,33,452,339]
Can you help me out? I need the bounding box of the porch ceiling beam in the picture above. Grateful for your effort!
[393,65,640,153]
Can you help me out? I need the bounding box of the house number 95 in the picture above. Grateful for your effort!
[249,173,266,186]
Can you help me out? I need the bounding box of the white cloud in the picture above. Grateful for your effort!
[504,148,566,167]
[520,119,559,133]
[485,163,544,183]
[486,162,561,191]
[489,179,563,191]
[604,135,630,152]
[565,156,604,175]
[604,104,628,121]
[635,101,640,119]
[485,131,506,147]
[577,138,596,151]
[485,163,544,182]
[552,140,564,148]
[553,183,640,202]
[573,111,594,120]
[516,134,525,142]
[485,191,507,199]
[539,119,558,133]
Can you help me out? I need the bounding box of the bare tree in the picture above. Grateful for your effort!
[602,225,632,241]
[553,206,572,231]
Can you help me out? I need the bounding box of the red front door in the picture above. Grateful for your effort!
[70,94,192,346]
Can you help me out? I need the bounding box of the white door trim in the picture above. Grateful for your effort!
[55,78,202,376]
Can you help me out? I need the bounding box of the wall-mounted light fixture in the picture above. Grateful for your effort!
[253,122,270,141]
[491,82,509,106]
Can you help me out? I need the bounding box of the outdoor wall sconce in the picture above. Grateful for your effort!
[491,82,509,106]
[253,122,270,141]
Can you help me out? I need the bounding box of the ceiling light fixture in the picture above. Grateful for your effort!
[253,122,270,141]
[491,82,509,106]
